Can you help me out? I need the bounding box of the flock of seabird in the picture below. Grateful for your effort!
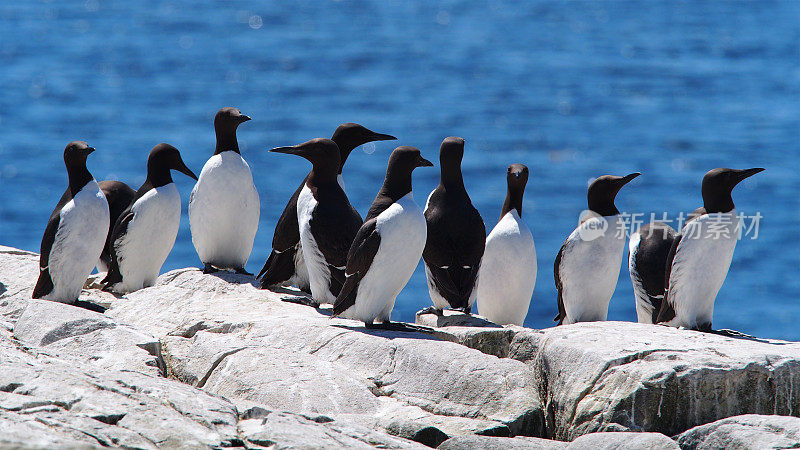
[32,107,763,333]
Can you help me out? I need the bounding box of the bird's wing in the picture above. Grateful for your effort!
[257,248,296,286]
[656,233,683,324]
[553,240,568,324]
[422,197,485,307]
[271,177,306,252]
[310,195,363,270]
[101,209,134,287]
[333,219,381,316]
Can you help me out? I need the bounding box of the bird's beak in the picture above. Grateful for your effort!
[621,172,641,185]
[86,147,96,155]
[368,132,397,142]
[239,115,251,123]
[269,146,299,155]
[417,157,434,167]
[176,159,198,180]
[735,167,765,182]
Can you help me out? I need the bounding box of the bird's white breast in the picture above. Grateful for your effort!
[189,151,260,268]
[559,214,627,324]
[344,193,427,323]
[297,184,334,304]
[666,210,739,328]
[46,180,109,302]
[114,183,181,292]
[477,211,537,326]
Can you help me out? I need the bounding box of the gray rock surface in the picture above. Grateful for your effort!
[14,299,163,376]
[425,318,800,440]
[438,435,567,449]
[237,408,427,449]
[0,324,240,448]
[0,248,542,447]
[415,309,499,328]
[521,323,800,440]
[0,246,40,321]
[415,310,518,358]
[676,414,800,449]
[112,268,545,439]
[3,245,800,449]
[567,432,679,449]
[439,431,679,450]
[0,249,437,449]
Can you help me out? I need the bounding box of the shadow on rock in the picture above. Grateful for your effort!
[330,323,440,341]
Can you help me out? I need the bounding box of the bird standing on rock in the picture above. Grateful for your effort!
[554,172,640,325]
[269,138,363,306]
[189,107,259,275]
[257,124,396,292]
[96,180,136,274]
[421,137,486,316]
[628,221,677,324]
[33,141,110,304]
[333,146,432,330]
[102,144,197,294]
[657,167,764,332]
[477,164,537,326]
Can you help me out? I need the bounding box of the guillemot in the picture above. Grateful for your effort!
[476,164,537,326]
[333,146,432,330]
[188,107,259,275]
[554,173,640,325]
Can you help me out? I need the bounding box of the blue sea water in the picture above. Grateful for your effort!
[0,1,798,339]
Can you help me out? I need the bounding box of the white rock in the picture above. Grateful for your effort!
[676,414,800,449]
[0,409,103,449]
[567,432,678,449]
[237,410,426,449]
[0,250,418,448]
[0,331,240,447]
[4,246,800,447]
[414,308,499,328]
[0,246,40,321]
[435,321,800,440]
[438,435,567,449]
[14,299,163,375]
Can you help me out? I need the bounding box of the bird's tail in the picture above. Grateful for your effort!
[258,249,296,289]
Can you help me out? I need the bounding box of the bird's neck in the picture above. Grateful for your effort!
[66,163,93,195]
[587,192,619,216]
[146,163,174,188]
[703,193,735,214]
[308,165,339,186]
[501,186,523,218]
[381,172,413,203]
[440,164,465,192]
[336,148,352,174]
[215,128,240,155]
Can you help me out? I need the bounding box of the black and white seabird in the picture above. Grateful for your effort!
[96,180,136,273]
[257,124,396,291]
[101,143,198,293]
[656,167,764,331]
[33,141,110,304]
[422,137,486,316]
[188,107,258,275]
[333,146,432,329]
[554,172,640,325]
[269,138,363,305]
[628,221,677,324]
[476,164,537,326]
